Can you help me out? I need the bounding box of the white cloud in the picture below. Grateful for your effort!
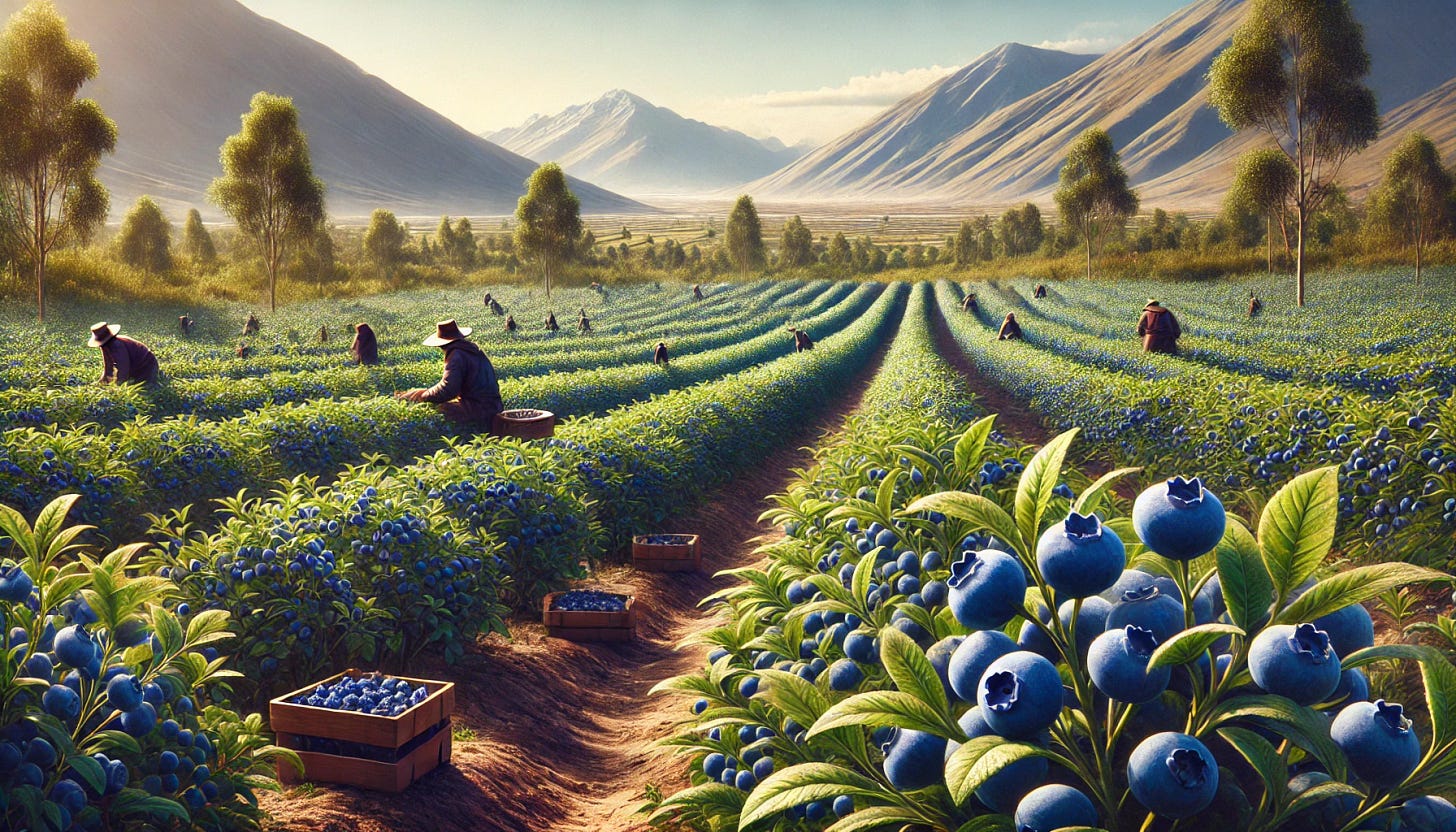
[738,64,961,109]
[1033,19,1136,55]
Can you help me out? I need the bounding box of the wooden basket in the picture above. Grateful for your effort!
[492,408,556,439]
[543,591,636,642]
[632,533,701,573]
[270,670,456,792]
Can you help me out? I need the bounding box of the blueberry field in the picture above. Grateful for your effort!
[2,271,1456,832]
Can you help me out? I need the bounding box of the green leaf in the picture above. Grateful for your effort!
[955,818,1015,832]
[64,754,106,796]
[738,763,883,829]
[903,492,1022,560]
[757,669,832,732]
[876,469,902,519]
[824,805,927,832]
[810,691,957,738]
[1344,644,1456,747]
[107,789,189,823]
[1216,518,1271,630]
[1257,467,1338,601]
[1283,780,1365,818]
[944,736,1051,806]
[1149,624,1245,670]
[1217,725,1288,802]
[647,782,745,825]
[1014,429,1078,553]
[1074,466,1141,516]
[878,626,950,720]
[1278,563,1451,625]
[1207,695,1347,781]
[953,416,997,480]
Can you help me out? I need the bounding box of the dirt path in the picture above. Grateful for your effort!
[260,326,897,832]
[928,296,1051,446]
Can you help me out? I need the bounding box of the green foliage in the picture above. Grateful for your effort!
[1054,128,1139,278]
[780,215,814,268]
[180,208,217,268]
[0,0,116,322]
[207,91,326,312]
[725,195,765,279]
[361,208,407,280]
[115,195,172,273]
[1367,132,1454,283]
[995,204,1045,257]
[513,163,581,298]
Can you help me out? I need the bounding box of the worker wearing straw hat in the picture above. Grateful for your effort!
[89,322,159,386]
[395,319,502,427]
[1137,299,1182,353]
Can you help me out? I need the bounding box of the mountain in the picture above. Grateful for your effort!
[750,43,1095,199]
[485,90,806,196]
[752,0,1456,208]
[0,0,645,218]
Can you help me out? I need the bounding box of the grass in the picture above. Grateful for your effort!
[451,725,477,743]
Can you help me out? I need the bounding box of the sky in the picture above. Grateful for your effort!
[236,0,1190,145]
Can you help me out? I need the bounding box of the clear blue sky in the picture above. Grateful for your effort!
[237,0,1190,144]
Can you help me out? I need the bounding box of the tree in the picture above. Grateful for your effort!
[953,221,977,267]
[1369,132,1452,285]
[1208,0,1380,306]
[1053,128,1139,279]
[452,217,476,268]
[0,0,115,322]
[1226,148,1297,271]
[180,208,216,267]
[208,91,325,311]
[514,162,580,298]
[826,232,851,269]
[362,208,407,280]
[724,195,764,279]
[779,215,814,268]
[997,203,1045,256]
[115,195,171,272]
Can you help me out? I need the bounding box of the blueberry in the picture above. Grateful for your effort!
[1311,603,1375,658]
[42,684,81,721]
[1128,732,1219,819]
[1036,511,1125,598]
[832,795,854,817]
[1106,584,1186,643]
[944,706,1048,813]
[1089,625,1171,704]
[1014,784,1098,832]
[106,673,145,711]
[947,630,1019,703]
[1399,795,1456,832]
[977,651,1063,739]
[1132,477,1226,561]
[1331,699,1421,787]
[1248,623,1341,705]
[946,549,1026,631]
[880,728,946,790]
[826,659,864,692]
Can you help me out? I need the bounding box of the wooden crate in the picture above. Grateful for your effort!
[492,408,556,439]
[632,533,701,573]
[543,591,636,642]
[270,670,456,792]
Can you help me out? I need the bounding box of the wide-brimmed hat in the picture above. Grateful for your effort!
[88,321,120,347]
[1146,298,1161,306]
[423,319,471,346]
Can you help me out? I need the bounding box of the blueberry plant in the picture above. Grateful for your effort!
[651,410,1456,831]
[0,496,294,832]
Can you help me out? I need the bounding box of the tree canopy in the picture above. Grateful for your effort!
[779,215,814,268]
[362,208,408,280]
[1368,132,1453,285]
[115,195,172,273]
[1208,0,1380,305]
[724,195,764,279]
[0,0,115,321]
[180,208,217,267]
[1053,128,1139,279]
[208,91,325,311]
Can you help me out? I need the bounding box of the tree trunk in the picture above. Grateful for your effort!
[1085,233,1092,280]
[34,249,45,325]
[1266,215,1273,273]
[1295,207,1307,308]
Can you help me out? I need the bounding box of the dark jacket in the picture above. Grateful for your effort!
[243,315,260,335]
[351,326,379,365]
[420,340,502,424]
[653,343,669,365]
[101,336,159,384]
[1033,284,1047,298]
[1138,305,1181,353]
[962,294,978,313]
[794,330,813,352]
[1248,297,1262,317]
[544,313,559,331]
[997,319,1022,340]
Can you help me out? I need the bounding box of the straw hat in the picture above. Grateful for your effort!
[423,319,471,346]
[88,321,120,347]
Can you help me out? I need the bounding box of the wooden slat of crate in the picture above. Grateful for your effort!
[633,534,700,572]
[269,670,456,749]
[542,592,636,642]
[277,723,453,793]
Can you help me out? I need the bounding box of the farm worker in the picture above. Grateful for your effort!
[395,319,503,428]
[653,342,669,365]
[178,314,194,336]
[693,284,704,300]
[997,313,1023,341]
[962,293,979,314]
[243,312,260,335]
[236,342,252,359]
[791,328,814,353]
[1248,291,1263,318]
[545,311,559,332]
[490,298,505,315]
[90,322,159,386]
[317,324,328,344]
[1138,299,1182,353]
[578,310,592,333]
[1033,284,1048,299]
[351,322,379,366]
[505,314,517,333]
[590,281,604,293]
[482,291,493,307]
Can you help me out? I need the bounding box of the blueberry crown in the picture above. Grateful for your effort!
[1063,511,1103,543]
[1167,746,1210,788]
[879,726,900,755]
[982,670,1022,712]
[948,549,990,590]
[1373,699,1412,735]
[1124,625,1159,658]
[1289,623,1332,663]
[1165,476,1206,508]
[1120,583,1163,604]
